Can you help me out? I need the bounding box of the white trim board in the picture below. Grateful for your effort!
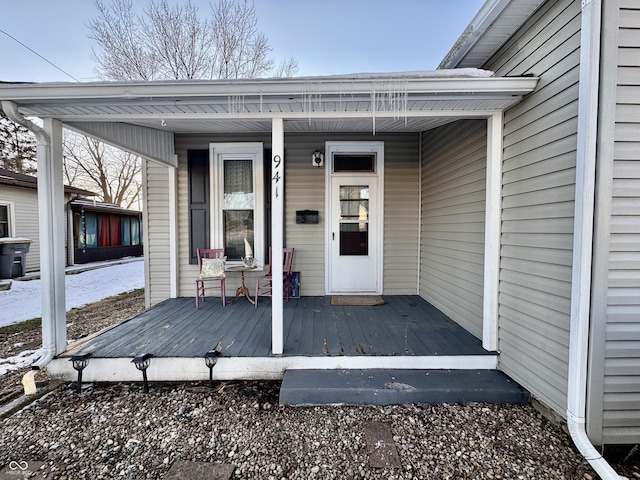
[47,354,498,383]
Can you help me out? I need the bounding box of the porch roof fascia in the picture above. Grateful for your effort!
[0,74,539,103]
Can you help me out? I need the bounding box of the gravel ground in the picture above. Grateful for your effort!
[1,290,639,479]
[0,289,146,403]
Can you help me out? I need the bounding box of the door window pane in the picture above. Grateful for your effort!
[340,223,368,256]
[339,185,369,256]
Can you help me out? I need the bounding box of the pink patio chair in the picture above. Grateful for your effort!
[255,247,295,307]
[195,248,226,308]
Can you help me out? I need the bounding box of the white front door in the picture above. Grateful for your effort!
[326,142,383,294]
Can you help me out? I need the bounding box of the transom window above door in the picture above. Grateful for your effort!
[333,154,376,173]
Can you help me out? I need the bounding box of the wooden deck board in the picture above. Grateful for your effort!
[295,298,317,355]
[282,298,303,355]
[237,306,272,356]
[67,296,490,359]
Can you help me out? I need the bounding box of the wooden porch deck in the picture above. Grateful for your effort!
[48,296,497,383]
[64,295,489,358]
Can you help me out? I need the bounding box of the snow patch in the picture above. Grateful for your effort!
[0,260,144,328]
[0,349,44,376]
[318,68,494,79]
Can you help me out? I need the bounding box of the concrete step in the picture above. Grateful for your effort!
[279,369,529,406]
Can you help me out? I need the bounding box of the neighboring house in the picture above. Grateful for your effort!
[0,0,637,474]
[0,167,94,272]
[0,169,142,270]
[68,197,143,265]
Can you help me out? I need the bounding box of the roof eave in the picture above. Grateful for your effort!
[0,76,539,104]
[439,0,545,69]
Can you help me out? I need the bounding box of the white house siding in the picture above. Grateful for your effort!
[484,0,581,417]
[588,0,640,445]
[282,134,328,296]
[0,186,40,273]
[382,134,421,295]
[145,160,173,306]
[419,120,487,339]
[148,132,420,301]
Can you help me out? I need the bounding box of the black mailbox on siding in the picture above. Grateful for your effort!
[296,210,319,224]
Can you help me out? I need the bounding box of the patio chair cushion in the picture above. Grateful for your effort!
[199,257,226,279]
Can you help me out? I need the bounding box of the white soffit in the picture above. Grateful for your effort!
[67,121,176,166]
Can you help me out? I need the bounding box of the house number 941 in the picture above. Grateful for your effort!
[272,154,282,198]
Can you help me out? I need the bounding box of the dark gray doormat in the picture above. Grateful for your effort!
[164,461,235,480]
[365,421,401,468]
[330,296,385,306]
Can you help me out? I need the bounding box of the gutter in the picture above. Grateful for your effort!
[566,2,626,478]
[1,100,57,371]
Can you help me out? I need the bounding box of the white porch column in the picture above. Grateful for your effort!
[271,118,285,354]
[482,112,503,351]
[40,118,67,357]
[168,161,179,298]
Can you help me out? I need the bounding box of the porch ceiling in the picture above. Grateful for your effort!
[0,72,538,134]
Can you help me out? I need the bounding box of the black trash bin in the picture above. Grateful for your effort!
[0,238,32,279]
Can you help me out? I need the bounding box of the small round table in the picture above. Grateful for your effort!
[226,265,257,305]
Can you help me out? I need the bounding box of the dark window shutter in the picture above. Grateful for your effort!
[188,150,209,264]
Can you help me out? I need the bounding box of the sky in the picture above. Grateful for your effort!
[0,0,485,83]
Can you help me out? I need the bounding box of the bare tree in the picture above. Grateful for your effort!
[273,57,300,78]
[63,132,142,209]
[143,1,214,79]
[88,0,297,80]
[0,109,37,175]
[210,0,273,79]
[89,0,160,80]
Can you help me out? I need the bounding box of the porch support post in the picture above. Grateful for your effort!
[168,160,179,298]
[271,118,285,355]
[482,112,503,351]
[40,118,67,356]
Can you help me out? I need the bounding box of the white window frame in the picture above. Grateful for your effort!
[209,142,265,267]
[0,202,15,238]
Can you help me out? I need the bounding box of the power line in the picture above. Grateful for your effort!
[0,28,81,82]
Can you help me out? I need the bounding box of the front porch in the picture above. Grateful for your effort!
[48,295,497,383]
